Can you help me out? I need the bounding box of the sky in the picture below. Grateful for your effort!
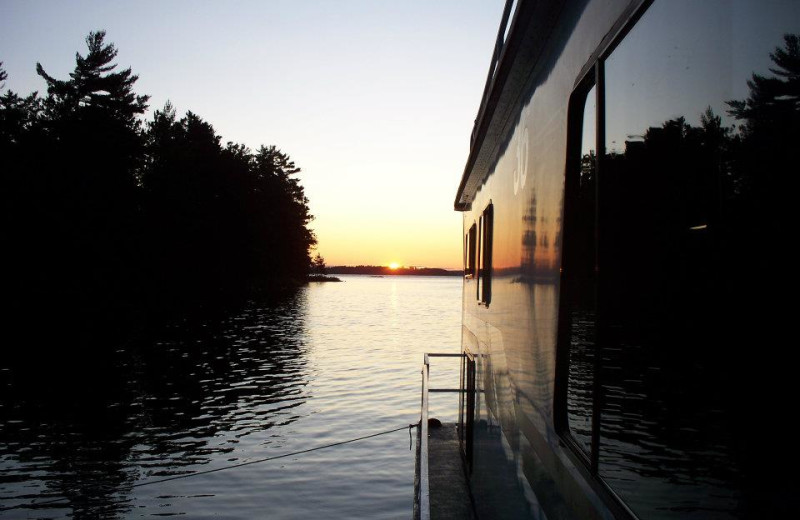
[1,1,506,269]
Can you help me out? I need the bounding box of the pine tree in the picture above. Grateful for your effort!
[727,33,800,136]
[36,31,149,124]
[311,253,327,275]
[30,31,151,343]
[725,33,798,247]
[252,145,317,279]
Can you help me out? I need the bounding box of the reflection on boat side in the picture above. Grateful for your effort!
[455,0,800,518]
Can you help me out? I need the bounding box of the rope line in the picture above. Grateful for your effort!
[0,423,419,512]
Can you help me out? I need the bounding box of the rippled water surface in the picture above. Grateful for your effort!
[0,275,462,519]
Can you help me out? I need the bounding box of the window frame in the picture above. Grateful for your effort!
[465,223,477,279]
[554,2,652,519]
[555,68,601,471]
[479,203,493,306]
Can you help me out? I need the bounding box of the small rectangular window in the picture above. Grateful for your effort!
[466,224,477,277]
[477,204,493,305]
[476,216,482,299]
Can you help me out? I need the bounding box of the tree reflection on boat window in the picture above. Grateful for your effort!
[562,1,800,517]
[563,83,597,461]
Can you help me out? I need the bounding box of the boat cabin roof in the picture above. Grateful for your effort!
[454,0,563,211]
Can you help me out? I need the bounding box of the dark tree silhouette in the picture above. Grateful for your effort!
[36,31,149,124]
[726,33,800,219]
[727,34,800,135]
[15,31,150,350]
[2,32,318,357]
[141,105,316,306]
[251,145,317,281]
[311,253,328,275]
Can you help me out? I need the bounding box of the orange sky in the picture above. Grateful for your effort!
[313,213,463,269]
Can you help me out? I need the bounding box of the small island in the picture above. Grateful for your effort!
[307,273,342,282]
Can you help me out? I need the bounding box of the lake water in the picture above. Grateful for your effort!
[0,275,463,519]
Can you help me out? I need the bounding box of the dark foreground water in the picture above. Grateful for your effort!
[0,275,462,519]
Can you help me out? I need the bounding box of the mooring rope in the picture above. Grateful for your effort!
[0,423,420,512]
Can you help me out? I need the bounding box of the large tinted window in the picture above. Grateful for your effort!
[561,1,800,518]
[563,84,598,460]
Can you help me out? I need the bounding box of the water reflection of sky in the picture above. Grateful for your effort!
[0,276,462,519]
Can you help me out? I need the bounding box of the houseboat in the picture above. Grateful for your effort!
[443,0,800,518]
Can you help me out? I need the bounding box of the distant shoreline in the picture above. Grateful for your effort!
[326,265,462,277]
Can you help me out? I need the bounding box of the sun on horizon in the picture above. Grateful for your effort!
[388,262,401,270]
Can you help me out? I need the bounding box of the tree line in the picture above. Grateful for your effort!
[1,31,317,351]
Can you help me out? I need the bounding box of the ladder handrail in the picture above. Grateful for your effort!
[418,352,466,520]
[419,361,431,520]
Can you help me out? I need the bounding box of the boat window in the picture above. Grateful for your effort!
[595,1,799,517]
[476,217,482,298]
[478,203,493,305]
[466,223,477,278]
[560,82,598,462]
